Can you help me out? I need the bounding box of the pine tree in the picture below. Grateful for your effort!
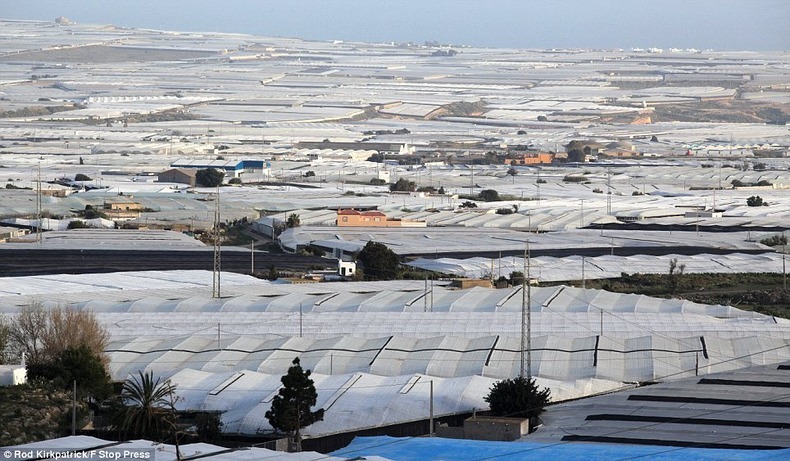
[265,358,324,452]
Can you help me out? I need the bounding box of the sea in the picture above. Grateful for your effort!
[2,0,789,51]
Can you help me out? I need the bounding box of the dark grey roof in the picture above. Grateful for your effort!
[531,360,790,450]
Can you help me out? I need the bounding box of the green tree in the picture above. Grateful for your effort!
[747,195,764,207]
[437,186,446,195]
[506,166,518,176]
[287,213,301,228]
[389,178,416,192]
[196,168,225,187]
[27,345,112,401]
[478,189,499,202]
[195,412,224,442]
[509,271,525,286]
[565,140,587,163]
[116,371,178,442]
[484,376,551,420]
[265,358,325,452]
[356,241,399,281]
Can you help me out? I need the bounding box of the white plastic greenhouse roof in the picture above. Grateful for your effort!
[106,331,790,384]
[159,368,618,438]
[407,252,789,281]
[280,227,770,256]
[4,435,379,461]
[0,271,763,317]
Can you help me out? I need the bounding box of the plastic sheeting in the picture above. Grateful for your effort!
[107,332,790,385]
[157,369,619,437]
[333,436,790,461]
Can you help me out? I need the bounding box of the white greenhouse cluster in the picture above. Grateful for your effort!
[2,270,789,437]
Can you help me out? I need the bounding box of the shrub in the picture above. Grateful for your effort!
[196,168,224,187]
[760,234,788,247]
[389,178,416,192]
[747,195,764,207]
[478,189,500,201]
[74,173,91,181]
[484,376,551,420]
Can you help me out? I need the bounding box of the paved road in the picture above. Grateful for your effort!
[0,249,330,277]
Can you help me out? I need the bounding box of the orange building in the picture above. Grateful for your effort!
[503,152,553,165]
[336,209,426,227]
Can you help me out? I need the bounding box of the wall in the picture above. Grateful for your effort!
[463,416,529,441]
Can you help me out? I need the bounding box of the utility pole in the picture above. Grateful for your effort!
[581,256,585,289]
[36,163,42,244]
[429,380,434,437]
[250,240,255,275]
[520,239,532,379]
[72,380,76,435]
[212,184,221,298]
[527,239,531,380]
[470,164,474,196]
[606,166,612,215]
[424,276,428,312]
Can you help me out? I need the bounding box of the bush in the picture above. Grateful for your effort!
[67,220,89,229]
[389,178,416,192]
[228,177,242,185]
[484,376,551,419]
[478,189,500,201]
[369,178,387,185]
[760,235,788,247]
[563,175,585,183]
[495,208,514,215]
[74,173,91,181]
[196,168,225,187]
[747,195,764,207]
[356,241,399,281]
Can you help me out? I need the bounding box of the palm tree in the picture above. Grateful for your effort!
[286,213,301,228]
[117,371,178,441]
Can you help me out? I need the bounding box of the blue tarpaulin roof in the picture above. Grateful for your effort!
[332,436,790,461]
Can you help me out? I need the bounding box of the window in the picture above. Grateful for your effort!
[342,217,348,222]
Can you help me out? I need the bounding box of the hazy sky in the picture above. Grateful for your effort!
[3,0,789,50]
